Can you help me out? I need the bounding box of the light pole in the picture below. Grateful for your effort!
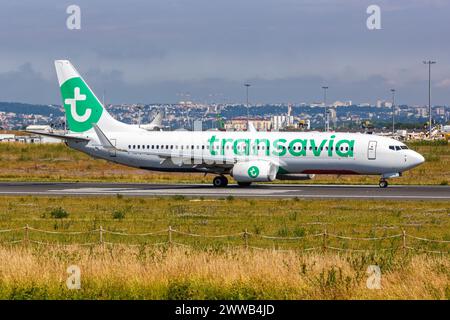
[322,86,328,131]
[390,89,395,135]
[136,105,143,128]
[423,60,436,139]
[244,83,251,129]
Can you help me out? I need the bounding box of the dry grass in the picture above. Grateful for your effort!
[0,196,449,299]
[0,245,449,299]
[0,141,448,185]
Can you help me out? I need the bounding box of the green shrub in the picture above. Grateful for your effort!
[112,210,126,220]
[49,207,69,219]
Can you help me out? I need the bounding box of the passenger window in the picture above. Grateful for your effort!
[133,145,136,149]
[128,145,131,149]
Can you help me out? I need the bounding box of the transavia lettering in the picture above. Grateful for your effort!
[208,135,354,158]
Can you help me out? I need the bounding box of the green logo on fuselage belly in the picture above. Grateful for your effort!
[60,77,103,132]
[208,135,354,158]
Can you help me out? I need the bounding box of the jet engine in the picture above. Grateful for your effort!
[231,160,278,182]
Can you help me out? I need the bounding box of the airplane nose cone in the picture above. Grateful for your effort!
[410,152,425,168]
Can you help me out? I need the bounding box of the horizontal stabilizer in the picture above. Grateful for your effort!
[92,124,115,149]
[24,130,90,142]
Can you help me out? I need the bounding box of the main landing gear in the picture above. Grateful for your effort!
[213,175,228,188]
[379,179,388,188]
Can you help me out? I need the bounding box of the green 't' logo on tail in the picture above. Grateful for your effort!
[60,77,103,132]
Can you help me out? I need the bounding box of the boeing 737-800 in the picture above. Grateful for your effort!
[27,60,425,188]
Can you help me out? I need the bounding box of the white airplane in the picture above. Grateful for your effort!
[27,60,425,188]
[133,110,165,131]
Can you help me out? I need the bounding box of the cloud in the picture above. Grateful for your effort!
[0,63,58,104]
[0,1,449,104]
[437,78,450,89]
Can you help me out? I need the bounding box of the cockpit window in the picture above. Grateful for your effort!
[389,145,408,151]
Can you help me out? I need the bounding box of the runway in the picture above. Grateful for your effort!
[0,182,449,200]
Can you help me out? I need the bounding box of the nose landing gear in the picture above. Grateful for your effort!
[213,175,228,187]
[379,179,388,188]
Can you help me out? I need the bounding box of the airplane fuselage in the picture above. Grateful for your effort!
[68,130,424,177]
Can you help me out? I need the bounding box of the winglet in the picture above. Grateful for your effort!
[248,121,257,132]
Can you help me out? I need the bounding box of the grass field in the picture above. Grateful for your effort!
[0,140,448,185]
[0,139,448,299]
[0,196,449,299]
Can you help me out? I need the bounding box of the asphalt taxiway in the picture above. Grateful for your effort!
[0,182,448,200]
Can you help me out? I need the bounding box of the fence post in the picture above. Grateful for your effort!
[323,228,328,252]
[168,226,173,246]
[244,229,249,249]
[24,224,29,245]
[99,225,103,246]
[402,229,407,254]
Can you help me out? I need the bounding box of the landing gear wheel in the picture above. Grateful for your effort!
[213,175,228,187]
[379,180,388,188]
[237,182,252,187]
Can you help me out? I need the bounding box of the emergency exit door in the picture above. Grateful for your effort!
[367,141,377,160]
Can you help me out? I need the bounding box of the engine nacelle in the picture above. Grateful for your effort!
[231,160,278,182]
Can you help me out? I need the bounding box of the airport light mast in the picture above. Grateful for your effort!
[423,60,436,139]
[390,89,396,136]
[244,83,251,130]
[322,86,329,131]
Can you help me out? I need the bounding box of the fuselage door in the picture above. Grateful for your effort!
[367,141,377,160]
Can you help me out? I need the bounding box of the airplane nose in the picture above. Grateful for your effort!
[409,152,425,168]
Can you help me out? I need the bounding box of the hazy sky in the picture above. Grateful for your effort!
[0,0,449,105]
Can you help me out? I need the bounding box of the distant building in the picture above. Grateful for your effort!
[416,107,428,118]
[332,101,352,107]
[0,134,15,142]
[328,108,337,126]
[24,125,62,143]
[271,115,294,131]
[224,118,272,131]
